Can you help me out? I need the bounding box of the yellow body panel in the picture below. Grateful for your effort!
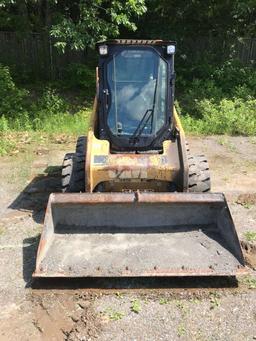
[85,100,188,192]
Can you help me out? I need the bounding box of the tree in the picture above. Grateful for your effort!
[135,0,255,40]
[0,0,147,50]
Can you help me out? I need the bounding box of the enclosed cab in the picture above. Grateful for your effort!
[96,40,176,152]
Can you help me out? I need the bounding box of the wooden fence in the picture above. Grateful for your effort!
[0,31,255,80]
[0,31,88,80]
[180,36,256,65]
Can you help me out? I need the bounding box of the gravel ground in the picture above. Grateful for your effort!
[94,291,256,341]
[0,135,255,341]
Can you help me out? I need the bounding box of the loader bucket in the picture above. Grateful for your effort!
[33,192,245,277]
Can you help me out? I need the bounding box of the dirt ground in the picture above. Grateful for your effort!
[0,135,255,341]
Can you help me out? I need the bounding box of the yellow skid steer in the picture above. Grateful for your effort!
[34,40,245,278]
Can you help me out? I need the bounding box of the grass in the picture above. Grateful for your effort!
[217,136,228,146]
[35,109,90,134]
[250,137,256,144]
[242,203,253,209]
[180,97,256,136]
[236,200,253,209]
[3,145,36,189]
[177,323,186,337]
[246,278,256,289]
[209,292,221,309]
[103,308,125,321]
[0,111,89,156]
[240,276,256,289]
[0,83,92,156]
[244,231,256,242]
[130,299,141,314]
[216,137,236,152]
[159,298,169,305]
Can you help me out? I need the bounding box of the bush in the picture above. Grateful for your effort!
[0,69,91,148]
[177,60,256,118]
[0,134,15,156]
[0,115,9,132]
[38,108,90,134]
[211,60,256,95]
[181,97,256,135]
[0,64,29,118]
[177,59,256,135]
[37,87,69,114]
[0,64,92,155]
[178,79,223,118]
[64,63,95,94]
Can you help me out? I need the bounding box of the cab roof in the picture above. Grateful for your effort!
[96,39,176,47]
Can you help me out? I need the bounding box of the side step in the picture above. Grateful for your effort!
[33,192,246,277]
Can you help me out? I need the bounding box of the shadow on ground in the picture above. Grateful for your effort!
[10,165,62,223]
[23,235,41,287]
[31,276,238,290]
[7,165,62,286]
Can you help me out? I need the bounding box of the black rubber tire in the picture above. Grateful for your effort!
[61,153,85,192]
[188,155,211,192]
[76,136,87,154]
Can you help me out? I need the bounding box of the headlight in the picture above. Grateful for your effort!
[167,45,176,55]
[99,44,108,56]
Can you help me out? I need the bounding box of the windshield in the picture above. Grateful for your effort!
[106,48,167,137]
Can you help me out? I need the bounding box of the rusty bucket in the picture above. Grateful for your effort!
[33,192,245,277]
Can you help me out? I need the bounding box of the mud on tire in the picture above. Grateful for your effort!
[188,155,211,192]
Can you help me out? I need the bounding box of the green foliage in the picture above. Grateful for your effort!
[40,87,68,113]
[178,60,256,117]
[0,65,90,155]
[178,60,256,136]
[159,298,169,305]
[209,292,221,309]
[177,323,186,337]
[0,115,9,131]
[0,132,15,156]
[0,64,29,118]
[137,0,256,41]
[241,276,256,289]
[244,231,256,242]
[64,63,95,95]
[212,60,256,94]
[103,307,125,321]
[181,97,256,136]
[50,0,147,51]
[130,299,141,314]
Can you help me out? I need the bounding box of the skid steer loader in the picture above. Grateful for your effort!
[34,40,245,278]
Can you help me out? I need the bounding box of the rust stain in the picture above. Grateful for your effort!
[33,267,248,278]
[48,192,225,205]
